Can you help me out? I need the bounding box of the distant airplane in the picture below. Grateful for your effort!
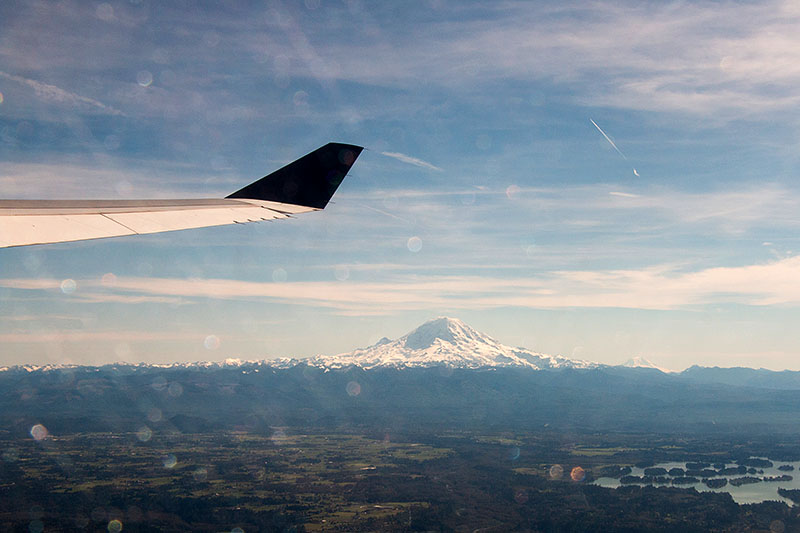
[0,142,362,248]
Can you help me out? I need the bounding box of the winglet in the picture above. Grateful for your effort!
[227,142,363,209]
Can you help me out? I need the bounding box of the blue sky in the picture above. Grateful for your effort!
[3,0,800,369]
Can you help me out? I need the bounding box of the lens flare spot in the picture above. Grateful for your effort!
[193,467,208,481]
[383,194,399,209]
[168,382,183,397]
[407,236,422,252]
[293,90,309,107]
[272,268,287,282]
[107,519,123,532]
[3,447,19,461]
[115,180,133,196]
[103,135,120,150]
[346,381,361,396]
[152,49,169,64]
[270,427,288,445]
[204,335,220,350]
[506,185,521,199]
[475,134,491,150]
[60,279,77,294]
[334,265,350,281]
[509,447,521,461]
[136,426,152,442]
[96,3,114,21]
[101,272,117,287]
[204,31,221,47]
[770,520,786,533]
[136,70,153,87]
[338,149,355,165]
[0,92,4,104]
[514,489,528,504]
[151,376,167,391]
[549,464,564,479]
[30,424,48,441]
[162,454,177,469]
[147,408,162,423]
[232,528,244,533]
[570,466,586,482]
[114,343,132,359]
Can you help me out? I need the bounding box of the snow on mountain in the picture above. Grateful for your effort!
[622,356,672,373]
[0,318,596,372]
[302,317,596,370]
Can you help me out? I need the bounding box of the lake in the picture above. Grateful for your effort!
[593,459,800,505]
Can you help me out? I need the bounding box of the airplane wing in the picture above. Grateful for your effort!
[0,142,363,248]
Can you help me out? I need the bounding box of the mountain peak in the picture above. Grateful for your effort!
[403,316,477,350]
[304,317,596,370]
[622,356,672,373]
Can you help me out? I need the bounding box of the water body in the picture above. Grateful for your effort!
[593,460,800,505]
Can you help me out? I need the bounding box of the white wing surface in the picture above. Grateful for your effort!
[0,143,362,248]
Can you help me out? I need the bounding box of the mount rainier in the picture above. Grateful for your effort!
[295,317,596,370]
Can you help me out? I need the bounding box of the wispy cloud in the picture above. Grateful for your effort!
[380,151,443,172]
[0,71,123,116]
[0,330,202,344]
[0,160,238,199]
[7,255,800,315]
[272,1,800,116]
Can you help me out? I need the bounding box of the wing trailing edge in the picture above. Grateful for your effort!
[0,142,363,248]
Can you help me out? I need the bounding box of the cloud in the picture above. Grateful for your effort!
[0,330,202,344]
[0,160,239,199]
[380,151,443,172]
[269,1,800,116]
[7,254,800,315]
[0,71,123,116]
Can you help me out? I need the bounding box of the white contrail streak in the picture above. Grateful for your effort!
[356,203,413,224]
[590,118,639,176]
[0,71,124,116]
[381,151,442,172]
[590,118,627,160]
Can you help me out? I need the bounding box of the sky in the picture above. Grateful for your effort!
[3,0,800,370]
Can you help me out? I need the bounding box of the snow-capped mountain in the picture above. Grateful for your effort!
[302,317,597,370]
[622,356,672,373]
[0,318,594,373]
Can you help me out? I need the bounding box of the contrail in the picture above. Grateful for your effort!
[0,71,124,116]
[380,151,442,172]
[590,118,639,176]
[357,203,412,224]
[590,119,627,160]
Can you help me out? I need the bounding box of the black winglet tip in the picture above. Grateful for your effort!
[227,142,364,209]
[327,142,364,167]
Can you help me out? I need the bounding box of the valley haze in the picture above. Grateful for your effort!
[4,317,800,436]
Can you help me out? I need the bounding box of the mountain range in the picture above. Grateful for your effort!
[4,317,800,394]
[4,316,800,435]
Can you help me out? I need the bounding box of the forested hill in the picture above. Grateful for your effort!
[3,364,800,437]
